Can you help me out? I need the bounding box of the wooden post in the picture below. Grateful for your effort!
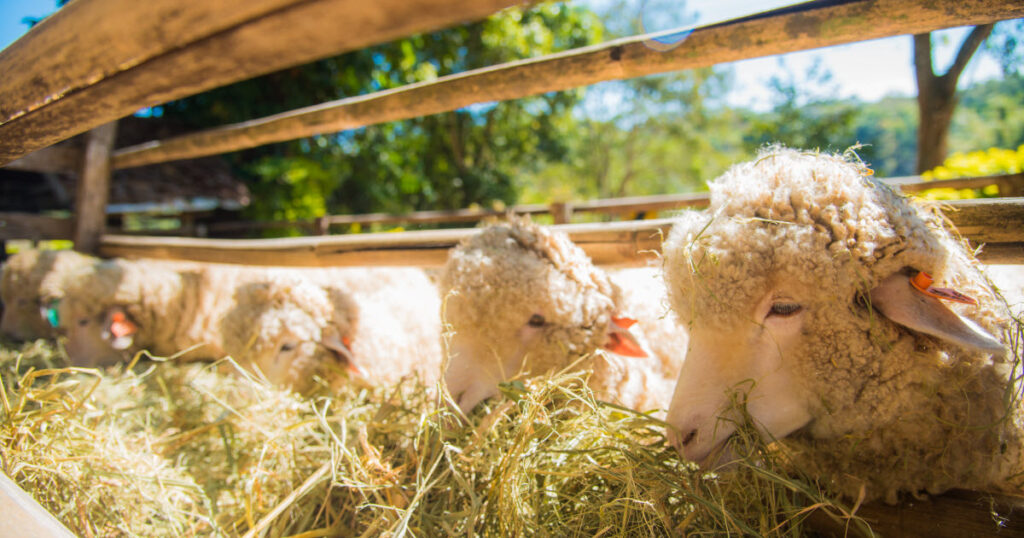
[73,122,117,254]
[0,472,77,537]
[550,201,573,225]
[314,216,330,235]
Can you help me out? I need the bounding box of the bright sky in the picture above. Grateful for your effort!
[0,0,1005,114]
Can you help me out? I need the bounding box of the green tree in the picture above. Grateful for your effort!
[912,25,994,173]
[158,4,602,233]
[742,58,859,155]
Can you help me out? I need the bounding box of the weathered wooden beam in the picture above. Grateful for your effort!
[108,0,1024,169]
[808,489,1024,538]
[73,123,118,254]
[1,144,83,175]
[200,174,1023,235]
[97,199,1024,266]
[0,213,74,241]
[0,473,77,538]
[0,0,305,128]
[889,172,1024,194]
[0,0,521,165]
[943,197,1024,244]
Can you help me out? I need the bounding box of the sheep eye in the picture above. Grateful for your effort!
[768,302,802,317]
[527,314,546,327]
[280,343,297,352]
[78,319,89,327]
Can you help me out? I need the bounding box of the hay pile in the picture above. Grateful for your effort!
[0,339,871,537]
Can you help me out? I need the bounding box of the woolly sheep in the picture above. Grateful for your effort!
[440,217,687,415]
[56,258,227,366]
[219,267,443,392]
[0,249,96,340]
[57,259,442,392]
[661,148,1020,503]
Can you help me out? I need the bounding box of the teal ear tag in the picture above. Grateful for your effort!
[45,301,60,328]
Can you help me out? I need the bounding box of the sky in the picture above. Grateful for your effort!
[0,0,1006,114]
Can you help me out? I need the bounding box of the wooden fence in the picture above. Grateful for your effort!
[3,0,1024,533]
[1,0,1023,266]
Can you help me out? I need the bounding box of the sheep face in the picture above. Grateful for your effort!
[221,280,357,393]
[1,249,90,340]
[662,150,1012,499]
[58,303,136,367]
[665,278,815,465]
[442,221,640,413]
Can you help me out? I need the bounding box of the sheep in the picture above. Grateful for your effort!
[661,147,1021,503]
[57,258,443,392]
[0,249,97,340]
[440,217,687,416]
[219,267,443,392]
[56,258,226,366]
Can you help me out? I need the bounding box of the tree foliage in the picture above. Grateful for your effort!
[158,4,602,232]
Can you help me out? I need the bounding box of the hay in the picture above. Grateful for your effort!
[0,339,873,537]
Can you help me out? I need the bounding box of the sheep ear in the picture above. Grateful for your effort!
[322,327,363,377]
[869,272,1004,353]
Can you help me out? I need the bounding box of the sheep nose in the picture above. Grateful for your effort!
[668,427,698,453]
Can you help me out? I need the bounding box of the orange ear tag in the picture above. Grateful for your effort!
[611,316,638,330]
[109,312,138,338]
[342,336,353,348]
[910,272,977,305]
[605,333,647,357]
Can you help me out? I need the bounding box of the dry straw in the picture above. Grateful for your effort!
[0,336,920,537]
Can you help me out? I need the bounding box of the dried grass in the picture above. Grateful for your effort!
[0,338,873,537]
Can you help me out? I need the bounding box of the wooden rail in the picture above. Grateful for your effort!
[808,489,1024,538]
[107,0,1024,169]
[198,173,1024,235]
[0,473,76,538]
[99,198,1024,266]
[0,213,74,242]
[0,0,521,165]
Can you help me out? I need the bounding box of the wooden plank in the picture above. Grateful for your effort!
[808,489,1024,538]
[96,199,1024,266]
[107,0,1024,168]
[943,198,1024,243]
[202,174,1023,235]
[0,472,77,538]
[0,0,306,127]
[73,123,118,254]
[1,144,82,175]
[0,0,521,166]
[891,172,1024,194]
[0,213,74,241]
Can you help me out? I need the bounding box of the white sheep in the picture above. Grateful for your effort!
[57,258,226,366]
[661,148,1021,503]
[440,217,687,416]
[57,259,442,392]
[219,267,443,392]
[0,249,97,340]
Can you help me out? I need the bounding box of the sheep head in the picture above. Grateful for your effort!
[662,149,1008,473]
[441,217,645,413]
[221,278,359,392]
[1,249,93,340]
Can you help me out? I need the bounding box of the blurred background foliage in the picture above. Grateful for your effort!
[24,2,1022,234]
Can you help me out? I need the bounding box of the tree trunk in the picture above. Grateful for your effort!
[913,25,993,174]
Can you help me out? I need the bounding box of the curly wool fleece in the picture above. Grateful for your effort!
[662,148,1022,503]
[441,217,621,379]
